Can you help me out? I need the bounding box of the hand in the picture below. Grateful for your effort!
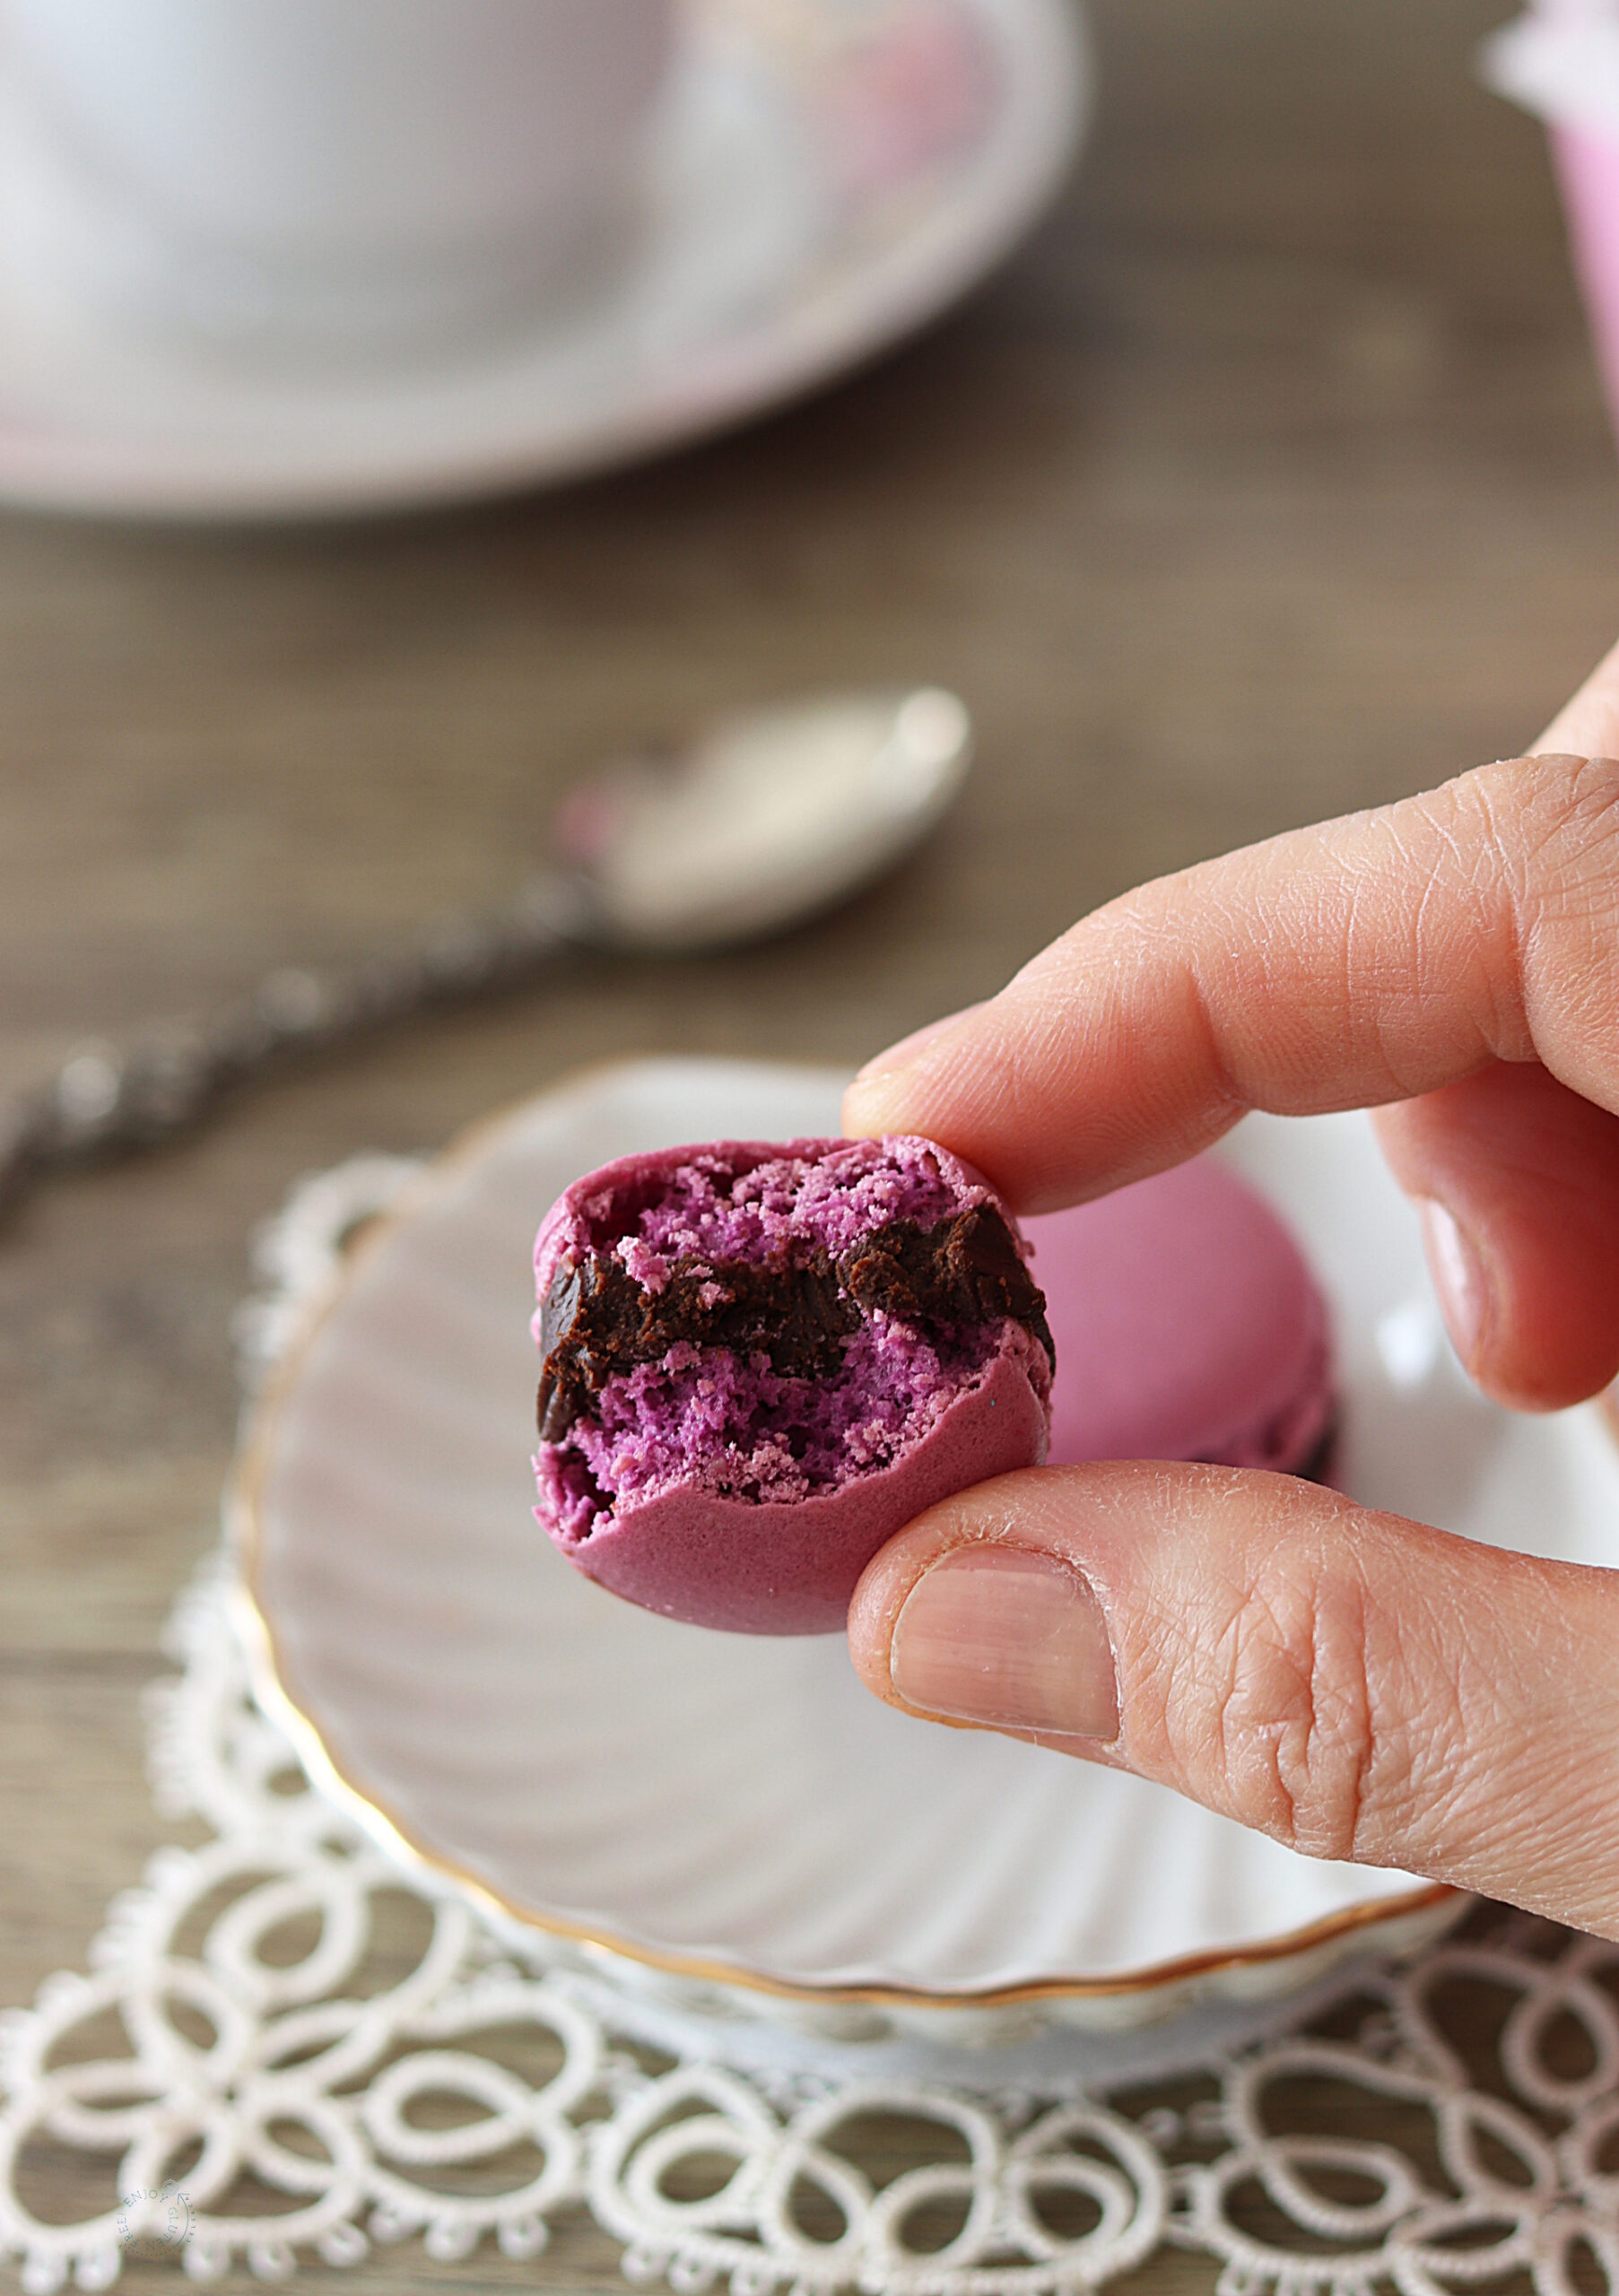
[840,639,1619,1937]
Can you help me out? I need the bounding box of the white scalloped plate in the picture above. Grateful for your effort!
[0,0,1086,518]
[231,1058,1619,2071]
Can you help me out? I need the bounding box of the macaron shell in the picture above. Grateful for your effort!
[1023,1158,1333,1471]
[544,1331,1049,1634]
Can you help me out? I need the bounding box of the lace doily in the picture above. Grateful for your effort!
[4,1160,1618,2293]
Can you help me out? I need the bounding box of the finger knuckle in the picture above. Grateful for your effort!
[1188,1547,1388,1863]
[1475,751,1619,939]
[1396,752,1619,1074]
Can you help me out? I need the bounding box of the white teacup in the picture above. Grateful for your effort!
[3,0,677,352]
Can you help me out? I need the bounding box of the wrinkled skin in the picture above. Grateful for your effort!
[842,638,1619,1940]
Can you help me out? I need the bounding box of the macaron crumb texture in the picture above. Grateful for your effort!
[531,1135,1054,1633]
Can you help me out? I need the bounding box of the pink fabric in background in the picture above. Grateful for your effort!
[1553,124,1619,435]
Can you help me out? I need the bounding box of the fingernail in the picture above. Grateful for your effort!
[1419,1198,1491,1361]
[852,1007,974,1085]
[891,1548,1119,1741]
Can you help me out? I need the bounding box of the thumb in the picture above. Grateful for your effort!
[847,1464,1619,1935]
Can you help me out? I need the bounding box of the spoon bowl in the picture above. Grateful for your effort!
[0,686,974,1207]
[558,687,974,952]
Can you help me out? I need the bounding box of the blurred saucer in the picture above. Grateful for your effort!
[230,1058,1619,2080]
[0,0,1088,520]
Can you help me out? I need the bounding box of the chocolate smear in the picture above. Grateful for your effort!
[840,1206,1053,1360]
[536,1203,1051,1442]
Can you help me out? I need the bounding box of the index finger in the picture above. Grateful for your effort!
[842,751,1619,1211]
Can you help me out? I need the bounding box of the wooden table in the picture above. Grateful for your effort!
[4,0,1616,2283]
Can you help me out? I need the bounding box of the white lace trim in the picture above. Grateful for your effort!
[3,1160,1616,2292]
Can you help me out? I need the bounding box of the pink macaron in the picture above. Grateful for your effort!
[1023,1156,1334,1474]
[531,1135,1054,1634]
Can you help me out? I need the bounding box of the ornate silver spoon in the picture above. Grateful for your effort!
[0,686,971,1212]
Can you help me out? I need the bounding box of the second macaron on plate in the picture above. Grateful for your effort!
[231,1057,1619,2081]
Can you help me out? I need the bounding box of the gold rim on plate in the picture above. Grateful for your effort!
[229,1073,1460,2014]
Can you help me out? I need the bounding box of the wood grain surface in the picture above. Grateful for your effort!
[4,0,1618,2285]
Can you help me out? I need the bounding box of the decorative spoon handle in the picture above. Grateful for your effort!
[0,871,589,1217]
[0,690,972,1219]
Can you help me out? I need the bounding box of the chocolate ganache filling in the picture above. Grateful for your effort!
[536,1204,1053,1443]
